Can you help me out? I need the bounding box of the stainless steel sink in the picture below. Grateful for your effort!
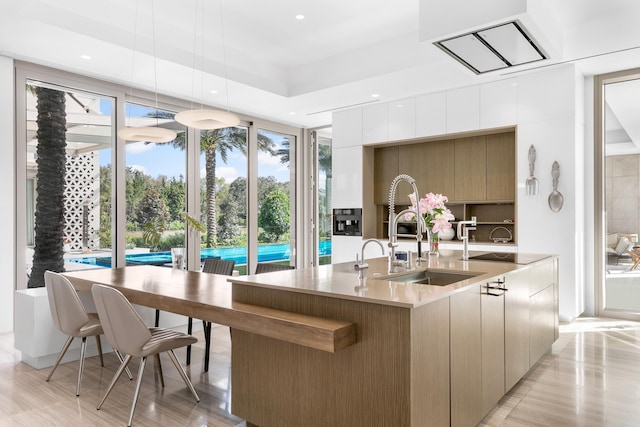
[387,270,480,286]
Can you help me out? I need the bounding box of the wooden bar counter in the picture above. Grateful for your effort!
[63,266,356,353]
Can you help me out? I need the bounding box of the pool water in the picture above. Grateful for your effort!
[70,240,331,268]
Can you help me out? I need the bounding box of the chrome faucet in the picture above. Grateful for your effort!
[457,216,477,261]
[387,174,429,272]
[355,238,385,279]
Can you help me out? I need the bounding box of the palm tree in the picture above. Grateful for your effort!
[28,87,67,287]
[277,136,332,178]
[150,112,275,246]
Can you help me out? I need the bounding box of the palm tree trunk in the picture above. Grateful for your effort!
[205,147,217,247]
[29,87,67,288]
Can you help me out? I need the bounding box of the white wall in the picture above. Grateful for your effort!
[332,64,587,322]
[0,55,14,333]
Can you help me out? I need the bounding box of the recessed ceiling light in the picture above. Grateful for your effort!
[289,112,296,115]
[295,14,304,20]
[371,94,380,98]
[80,54,91,60]
[210,89,218,94]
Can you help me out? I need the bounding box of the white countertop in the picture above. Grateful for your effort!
[229,250,554,309]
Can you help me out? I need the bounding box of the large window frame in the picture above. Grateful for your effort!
[594,67,640,321]
[14,61,309,290]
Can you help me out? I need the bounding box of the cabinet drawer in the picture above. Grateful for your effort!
[529,259,556,296]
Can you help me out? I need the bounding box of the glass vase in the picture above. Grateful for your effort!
[429,229,439,256]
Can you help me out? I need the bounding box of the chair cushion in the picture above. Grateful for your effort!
[77,312,104,338]
[607,233,619,249]
[140,328,198,357]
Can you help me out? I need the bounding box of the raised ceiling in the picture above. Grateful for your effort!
[2,0,640,130]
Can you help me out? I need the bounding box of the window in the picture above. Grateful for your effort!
[199,126,248,273]
[23,80,115,286]
[257,129,296,270]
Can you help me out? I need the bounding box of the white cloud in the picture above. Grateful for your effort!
[276,164,290,174]
[257,151,282,166]
[126,141,155,154]
[212,166,240,184]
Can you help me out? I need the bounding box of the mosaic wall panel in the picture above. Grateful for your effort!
[64,152,101,251]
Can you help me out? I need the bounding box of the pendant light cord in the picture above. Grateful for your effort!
[218,0,231,113]
[150,0,160,125]
[125,0,140,127]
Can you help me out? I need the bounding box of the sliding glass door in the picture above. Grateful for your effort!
[597,68,640,319]
[123,102,187,267]
[23,80,115,286]
[257,129,296,270]
[199,126,248,273]
[314,129,332,265]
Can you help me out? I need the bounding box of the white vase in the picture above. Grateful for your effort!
[439,227,455,241]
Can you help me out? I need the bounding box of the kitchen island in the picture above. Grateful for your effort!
[229,251,558,427]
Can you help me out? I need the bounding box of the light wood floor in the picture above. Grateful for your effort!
[2,318,640,426]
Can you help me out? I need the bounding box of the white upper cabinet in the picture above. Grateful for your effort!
[388,97,416,141]
[480,79,518,129]
[333,108,363,149]
[416,92,447,138]
[332,146,363,208]
[447,86,480,133]
[517,65,575,125]
[363,103,388,144]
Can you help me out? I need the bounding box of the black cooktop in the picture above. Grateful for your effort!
[468,252,516,263]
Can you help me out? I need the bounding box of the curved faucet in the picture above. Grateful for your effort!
[388,174,429,271]
[355,238,385,279]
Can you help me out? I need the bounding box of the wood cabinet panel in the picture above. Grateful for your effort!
[504,269,530,391]
[481,288,505,416]
[410,299,451,427]
[398,140,455,197]
[374,146,399,204]
[450,285,482,427]
[529,257,556,296]
[454,136,487,201]
[232,286,413,427]
[486,133,515,200]
[424,140,455,197]
[529,284,555,365]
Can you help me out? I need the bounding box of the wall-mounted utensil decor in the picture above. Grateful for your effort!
[548,161,564,212]
[526,145,539,195]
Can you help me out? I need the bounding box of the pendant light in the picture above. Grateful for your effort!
[175,0,240,130]
[118,0,176,143]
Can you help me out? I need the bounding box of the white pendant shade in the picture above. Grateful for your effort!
[175,109,240,130]
[118,126,177,142]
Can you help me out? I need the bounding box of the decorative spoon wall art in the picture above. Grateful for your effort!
[548,161,564,212]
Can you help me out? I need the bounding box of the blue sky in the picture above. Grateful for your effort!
[122,137,290,183]
[101,101,290,183]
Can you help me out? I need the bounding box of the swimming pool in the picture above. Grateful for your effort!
[70,240,331,268]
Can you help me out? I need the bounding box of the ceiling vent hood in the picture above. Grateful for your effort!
[434,21,546,74]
